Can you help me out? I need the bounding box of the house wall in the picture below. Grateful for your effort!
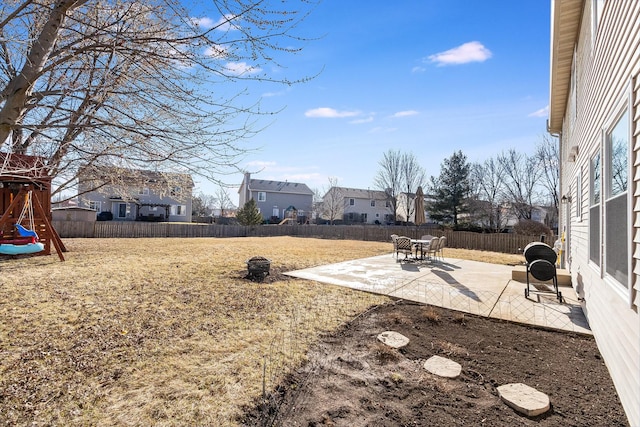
[79,183,193,223]
[343,197,391,224]
[251,191,313,221]
[557,2,639,424]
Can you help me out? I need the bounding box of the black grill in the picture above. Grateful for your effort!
[523,242,563,303]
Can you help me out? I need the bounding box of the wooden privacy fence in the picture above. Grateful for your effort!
[52,221,553,254]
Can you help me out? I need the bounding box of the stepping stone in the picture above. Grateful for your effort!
[423,355,462,378]
[497,383,550,417]
[376,331,409,349]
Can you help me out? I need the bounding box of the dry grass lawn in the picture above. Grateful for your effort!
[0,236,523,426]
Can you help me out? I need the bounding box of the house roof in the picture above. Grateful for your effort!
[249,179,313,195]
[548,0,584,133]
[328,187,389,200]
[81,166,194,188]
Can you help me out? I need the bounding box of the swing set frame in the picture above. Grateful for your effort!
[0,154,66,261]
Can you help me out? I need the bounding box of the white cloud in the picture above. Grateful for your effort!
[528,106,549,117]
[204,44,228,59]
[392,110,419,118]
[190,17,215,29]
[224,62,261,75]
[427,41,492,66]
[349,116,374,124]
[213,14,239,31]
[412,66,426,73]
[305,107,361,118]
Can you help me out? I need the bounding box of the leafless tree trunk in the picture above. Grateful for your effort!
[399,152,426,224]
[0,0,318,198]
[321,177,344,225]
[536,135,560,227]
[213,185,235,217]
[375,149,424,223]
[498,149,542,220]
[470,158,508,232]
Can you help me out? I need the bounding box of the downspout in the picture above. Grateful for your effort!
[547,120,563,268]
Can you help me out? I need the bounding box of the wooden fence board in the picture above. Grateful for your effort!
[52,221,553,254]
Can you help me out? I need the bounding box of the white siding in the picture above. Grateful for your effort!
[557,2,640,425]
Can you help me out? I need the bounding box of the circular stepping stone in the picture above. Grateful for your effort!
[423,355,462,378]
[376,331,409,349]
[497,383,550,417]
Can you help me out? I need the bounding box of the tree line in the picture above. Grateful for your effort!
[362,135,559,232]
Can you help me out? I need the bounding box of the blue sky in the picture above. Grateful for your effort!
[194,0,551,204]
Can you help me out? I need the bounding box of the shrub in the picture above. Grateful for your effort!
[513,219,552,237]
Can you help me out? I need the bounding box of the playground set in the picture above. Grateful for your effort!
[0,154,66,261]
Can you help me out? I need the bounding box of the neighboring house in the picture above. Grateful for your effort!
[77,167,194,222]
[321,187,393,224]
[238,173,313,223]
[548,1,639,424]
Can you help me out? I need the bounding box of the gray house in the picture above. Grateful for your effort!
[321,187,392,224]
[238,173,313,223]
[548,1,639,424]
[78,167,194,222]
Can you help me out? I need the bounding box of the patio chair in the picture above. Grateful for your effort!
[395,236,414,261]
[425,237,440,261]
[390,234,399,258]
[437,236,447,260]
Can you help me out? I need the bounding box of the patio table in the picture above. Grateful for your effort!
[411,239,432,261]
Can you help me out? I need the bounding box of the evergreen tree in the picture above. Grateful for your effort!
[236,199,264,226]
[427,150,471,227]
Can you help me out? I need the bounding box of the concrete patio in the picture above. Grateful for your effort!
[285,254,591,335]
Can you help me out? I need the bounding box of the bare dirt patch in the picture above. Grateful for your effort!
[241,300,628,427]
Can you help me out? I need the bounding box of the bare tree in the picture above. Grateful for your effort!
[213,185,235,217]
[398,152,426,224]
[536,135,560,207]
[374,149,426,224]
[498,149,542,220]
[469,158,508,232]
[0,0,318,198]
[321,177,344,225]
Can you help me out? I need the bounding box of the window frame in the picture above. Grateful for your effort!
[257,192,267,202]
[88,200,101,212]
[589,150,601,268]
[602,103,630,293]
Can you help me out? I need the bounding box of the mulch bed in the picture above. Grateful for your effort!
[240,300,628,426]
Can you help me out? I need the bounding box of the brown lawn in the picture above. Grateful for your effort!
[1,237,526,426]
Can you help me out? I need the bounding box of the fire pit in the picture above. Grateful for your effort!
[246,256,271,281]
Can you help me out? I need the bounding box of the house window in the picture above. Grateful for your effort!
[349,198,355,206]
[171,205,187,216]
[589,152,601,266]
[117,203,129,219]
[370,200,375,207]
[257,192,266,202]
[138,187,149,195]
[361,213,367,222]
[88,201,101,211]
[604,110,629,288]
[385,200,390,208]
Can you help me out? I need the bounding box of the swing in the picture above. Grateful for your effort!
[0,190,45,255]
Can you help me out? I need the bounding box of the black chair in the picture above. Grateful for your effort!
[523,242,563,303]
[394,236,413,262]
